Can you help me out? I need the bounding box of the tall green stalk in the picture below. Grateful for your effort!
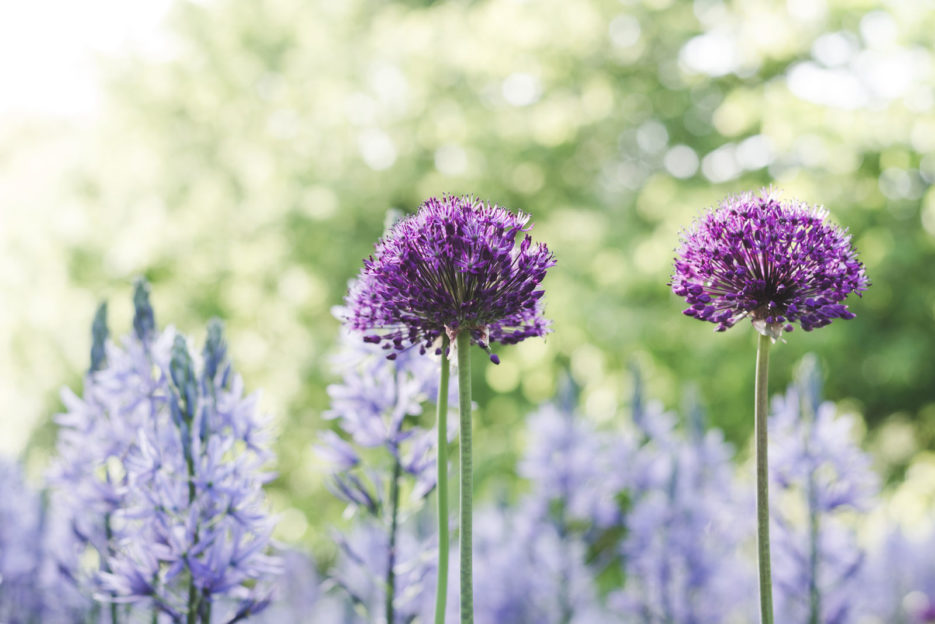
[104,514,119,624]
[804,389,821,624]
[434,336,451,624]
[456,332,473,624]
[386,455,402,624]
[185,445,200,624]
[755,333,774,624]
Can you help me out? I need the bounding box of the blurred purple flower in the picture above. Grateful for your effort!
[859,528,935,623]
[671,190,868,337]
[610,383,754,624]
[252,550,346,623]
[0,458,90,623]
[103,322,279,620]
[465,507,608,624]
[50,284,279,621]
[320,325,457,623]
[0,458,44,622]
[520,400,629,530]
[320,325,457,506]
[769,355,878,624]
[48,280,176,609]
[328,522,436,623]
[344,195,555,363]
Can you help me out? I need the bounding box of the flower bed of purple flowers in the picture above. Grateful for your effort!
[0,195,930,624]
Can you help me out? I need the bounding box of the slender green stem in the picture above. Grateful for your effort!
[152,607,159,624]
[185,449,200,624]
[386,454,402,624]
[804,393,820,624]
[755,333,774,624]
[456,332,473,624]
[104,514,119,624]
[807,475,820,624]
[434,336,451,624]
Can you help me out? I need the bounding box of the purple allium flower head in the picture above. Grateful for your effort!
[345,195,555,363]
[671,190,868,337]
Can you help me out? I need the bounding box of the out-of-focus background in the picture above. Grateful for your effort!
[3,0,934,550]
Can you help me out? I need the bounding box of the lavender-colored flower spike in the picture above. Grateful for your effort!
[345,195,555,363]
[671,190,868,337]
[51,284,279,621]
[769,355,878,624]
[319,327,455,623]
[611,379,755,624]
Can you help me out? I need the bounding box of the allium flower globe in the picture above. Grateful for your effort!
[345,195,555,363]
[671,191,868,337]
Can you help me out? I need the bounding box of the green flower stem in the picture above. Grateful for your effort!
[433,336,451,624]
[805,392,820,624]
[386,454,402,624]
[185,446,200,624]
[456,332,474,624]
[755,332,774,624]
[104,514,119,624]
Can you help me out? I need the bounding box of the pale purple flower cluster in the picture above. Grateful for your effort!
[314,350,935,624]
[329,522,436,622]
[318,324,456,622]
[519,397,629,529]
[49,281,171,604]
[609,381,753,623]
[250,550,345,623]
[49,281,280,622]
[0,460,91,623]
[500,377,748,623]
[859,529,935,623]
[671,190,868,336]
[468,383,612,623]
[345,195,555,363]
[769,356,878,624]
[459,507,607,624]
[0,458,44,622]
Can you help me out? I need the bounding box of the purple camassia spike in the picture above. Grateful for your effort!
[670,190,868,338]
[345,195,555,363]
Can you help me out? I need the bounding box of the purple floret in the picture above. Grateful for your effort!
[345,195,555,362]
[670,190,868,337]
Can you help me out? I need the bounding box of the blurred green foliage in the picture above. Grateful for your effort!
[3,0,935,548]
